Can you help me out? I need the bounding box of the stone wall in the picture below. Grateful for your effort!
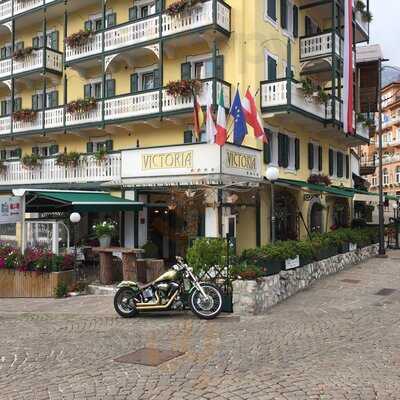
[232,244,379,315]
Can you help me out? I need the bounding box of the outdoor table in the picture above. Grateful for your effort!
[92,247,144,285]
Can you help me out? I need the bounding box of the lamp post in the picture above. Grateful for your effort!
[69,212,81,279]
[266,166,279,243]
[392,202,400,250]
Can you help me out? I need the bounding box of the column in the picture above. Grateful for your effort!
[204,189,219,238]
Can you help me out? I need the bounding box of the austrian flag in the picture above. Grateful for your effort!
[242,88,267,142]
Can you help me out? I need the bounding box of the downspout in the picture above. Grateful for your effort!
[101,0,106,129]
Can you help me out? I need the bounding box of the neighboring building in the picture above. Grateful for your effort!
[0,0,370,258]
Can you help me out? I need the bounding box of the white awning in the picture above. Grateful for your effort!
[353,193,379,204]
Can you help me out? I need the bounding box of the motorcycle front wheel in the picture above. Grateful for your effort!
[114,287,138,318]
[189,283,223,320]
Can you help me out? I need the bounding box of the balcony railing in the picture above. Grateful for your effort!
[1,153,121,186]
[382,115,400,130]
[0,48,63,78]
[65,0,230,62]
[300,32,342,61]
[0,0,58,20]
[0,78,231,135]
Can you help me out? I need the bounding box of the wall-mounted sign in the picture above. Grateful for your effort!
[0,196,21,224]
[142,150,193,170]
[284,255,300,270]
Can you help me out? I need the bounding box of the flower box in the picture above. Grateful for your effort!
[259,259,283,276]
[0,269,75,298]
[338,243,350,254]
[315,246,337,261]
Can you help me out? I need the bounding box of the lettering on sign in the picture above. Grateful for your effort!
[142,151,193,170]
[226,151,256,171]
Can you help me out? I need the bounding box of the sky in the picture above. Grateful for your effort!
[369,0,400,66]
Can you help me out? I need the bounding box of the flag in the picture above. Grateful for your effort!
[193,96,204,140]
[205,94,216,144]
[343,0,354,134]
[216,88,227,146]
[229,88,247,146]
[242,88,267,142]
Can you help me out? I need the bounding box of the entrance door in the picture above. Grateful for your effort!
[310,203,323,233]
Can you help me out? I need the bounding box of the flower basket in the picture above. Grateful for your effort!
[56,152,81,167]
[307,174,332,186]
[13,109,38,123]
[21,154,41,169]
[166,0,203,16]
[166,79,202,98]
[65,30,93,48]
[92,220,117,242]
[66,98,97,114]
[13,46,34,61]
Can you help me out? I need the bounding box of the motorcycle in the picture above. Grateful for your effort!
[114,257,223,320]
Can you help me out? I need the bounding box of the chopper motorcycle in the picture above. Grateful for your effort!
[114,257,223,319]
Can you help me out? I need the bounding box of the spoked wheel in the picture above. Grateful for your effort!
[114,288,138,318]
[189,284,223,320]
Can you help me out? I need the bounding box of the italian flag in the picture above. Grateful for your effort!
[215,88,227,146]
[343,0,354,134]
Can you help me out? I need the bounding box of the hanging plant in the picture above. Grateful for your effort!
[66,98,97,114]
[362,10,373,22]
[93,148,108,162]
[307,174,332,186]
[300,78,315,98]
[317,87,330,104]
[13,46,34,61]
[166,79,202,98]
[13,109,38,123]
[165,0,203,16]
[65,30,93,48]
[0,161,7,175]
[56,152,81,167]
[21,154,41,169]
[355,0,366,12]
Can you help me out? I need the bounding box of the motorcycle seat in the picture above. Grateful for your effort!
[137,282,154,290]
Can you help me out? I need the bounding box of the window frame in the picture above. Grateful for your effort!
[264,50,279,80]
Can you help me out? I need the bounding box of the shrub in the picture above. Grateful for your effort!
[54,282,68,298]
[142,241,159,258]
[231,262,263,280]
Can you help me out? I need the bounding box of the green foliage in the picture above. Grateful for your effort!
[231,262,263,280]
[54,281,68,298]
[142,241,159,258]
[92,221,117,238]
[186,238,228,274]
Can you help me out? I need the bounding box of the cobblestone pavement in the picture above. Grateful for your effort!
[1,252,400,400]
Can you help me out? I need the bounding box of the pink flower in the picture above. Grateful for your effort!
[0,258,5,269]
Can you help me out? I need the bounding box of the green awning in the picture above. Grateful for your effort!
[278,179,354,198]
[24,190,143,213]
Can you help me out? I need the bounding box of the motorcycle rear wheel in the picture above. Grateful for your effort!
[189,283,223,320]
[114,287,138,318]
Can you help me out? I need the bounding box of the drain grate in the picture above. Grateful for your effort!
[341,279,361,284]
[375,288,397,296]
[114,348,184,366]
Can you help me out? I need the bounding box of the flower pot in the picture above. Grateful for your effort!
[99,235,111,248]
[338,243,350,254]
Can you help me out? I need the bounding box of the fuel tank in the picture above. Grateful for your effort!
[153,268,179,284]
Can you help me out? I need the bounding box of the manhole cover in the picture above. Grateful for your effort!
[114,348,184,366]
[375,288,397,296]
[341,279,361,284]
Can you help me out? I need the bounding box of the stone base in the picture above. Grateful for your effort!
[233,244,379,315]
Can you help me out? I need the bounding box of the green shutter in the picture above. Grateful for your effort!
[153,68,161,88]
[50,91,59,107]
[184,130,193,144]
[293,5,298,38]
[308,143,314,170]
[84,84,91,98]
[129,6,138,20]
[106,79,116,98]
[107,13,117,28]
[329,149,333,176]
[50,31,59,50]
[49,144,59,155]
[131,73,139,93]
[86,142,94,153]
[16,148,22,159]
[280,0,287,29]
[0,100,6,116]
[267,56,277,80]
[215,55,224,80]
[14,98,22,112]
[337,152,343,178]
[263,141,271,164]
[267,0,276,21]
[0,47,6,60]
[32,36,40,49]
[0,150,6,160]
[278,133,284,167]
[32,95,39,110]
[282,135,289,168]
[15,41,24,51]
[32,147,39,156]
[105,140,113,152]
[305,16,312,36]
[155,0,162,12]
[84,20,93,31]
[181,62,192,80]
[295,138,300,170]
[346,155,350,179]
[318,145,323,171]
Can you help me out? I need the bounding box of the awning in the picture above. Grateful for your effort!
[353,192,379,204]
[13,189,143,213]
[277,179,354,198]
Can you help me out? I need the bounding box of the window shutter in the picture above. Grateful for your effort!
[107,13,117,28]
[308,143,314,170]
[32,36,40,49]
[329,149,334,176]
[305,16,312,36]
[14,98,22,112]
[153,68,161,88]
[215,55,224,80]
[293,5,299,38]
[84,20,93,31]
[346,154,350,179]
[181,62,192,80]
[0,150,6,160]
[155,0,162,13]
[278,133,284,167]
[106,79,116,98]
[15,41,24,51]
[16,148,22,159]
[318,145,323,171]
[0,100,6,116]
[32,147,39,156]
[267,0,276,21]
[131,73,139,93]
[0,47,6,60]
[282,135,289,168]
[295,138,300,170]
[129,6,138,21]
[267,56,277,80]
[105,140,113,152]
[49,144,59,155]
[337,152,343,178]
[184,130,193,144]
[50,31,59,50]
[86,142,94,153]
[32,94,39,110]
[263,141,271,164]
[280,0,287,29]
[84,84,91,98]
[50,91,59,107]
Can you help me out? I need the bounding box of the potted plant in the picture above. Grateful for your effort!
[166,79,202,98]
[317,87,329,104]
[56,152,81,167]
[231,262,263,281]
[65,30,93,48]
[300,78,315,100]
[13,46,34,61]
[66,98,97,114]
[13,109,38,123]
[93,148,108,163]
[92,221,117,248]
[241,245,283,276]
[307,174,332,186]
[362,10,373,22]
[165,0,202,16]
[355,0,366,12]
[21,153,41,169]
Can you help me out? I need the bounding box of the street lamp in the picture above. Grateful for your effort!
[69,212,81,279]
[266,166,279,243]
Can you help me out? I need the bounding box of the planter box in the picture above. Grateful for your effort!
[0,269,75,298]
[258,259,283,276]
[338,243,350,254]
[315,246,337,261]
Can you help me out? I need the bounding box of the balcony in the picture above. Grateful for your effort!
[382,115,400,130]
[0,48,63,78]
[0,0,58,21]
[300,32,342,62]
[65,0,231,63]
[1,153,121,186]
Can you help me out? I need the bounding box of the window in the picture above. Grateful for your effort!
[32,144,59,157]
[131,66,159,92]
[329,148,348,178]
[265,0,277,23]
[142,72,154,91]
[0,97,22,116]
[86,138,113,153]
[84,11,116,32]
[183,129,206,144]
[32,31,59,50]
[383,169,389,185]
[187,54,213,80]
[280,0,297,38]
[265,51,278,80]
[0,43,12,60]
[84,76,114,99]
[0,148,21,160]
[129,1,157,20]
[396,167,400,183]
[305,16,320,36]
[308,142,322,172]
[32,91,59,110]
[372,175,377,187]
